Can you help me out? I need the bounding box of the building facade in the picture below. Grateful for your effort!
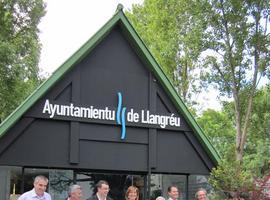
[0,5,219,200]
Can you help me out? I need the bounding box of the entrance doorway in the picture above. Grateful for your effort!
[1,167,147,200]
[0,166,212,200]
[75,171,146,200]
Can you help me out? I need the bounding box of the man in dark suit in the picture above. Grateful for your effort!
[87,180,113,200]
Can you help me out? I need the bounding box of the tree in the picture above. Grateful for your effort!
[209,156,253,199]
[244,86,270,176]
[0,0,46,122]
[126,0,207,104]
[201,0,270,161]
[248,86,270,144]
[207,86,270,198]
[197,108,235,156]
[127,0,270,197]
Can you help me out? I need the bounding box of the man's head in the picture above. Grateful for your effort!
[33,175,48,197]
[167,185,179,200]
[156,196,165,200]
[195,188,207,200]
[69,184,82,200]
[96,180,110,198]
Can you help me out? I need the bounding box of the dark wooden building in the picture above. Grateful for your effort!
[0,5,219,200]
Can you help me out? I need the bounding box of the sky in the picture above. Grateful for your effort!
[38,0,143,75]
[38,0,221,111]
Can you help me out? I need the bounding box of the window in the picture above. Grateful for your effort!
[0,167,146,200]
[150,174,210,200]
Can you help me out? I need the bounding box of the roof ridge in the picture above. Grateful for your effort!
[115,3,124,14]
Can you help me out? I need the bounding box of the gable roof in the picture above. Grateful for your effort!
[0,4,220,164]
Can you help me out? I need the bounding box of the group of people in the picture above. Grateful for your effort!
[155,186,207,200]
[17,175,208,200]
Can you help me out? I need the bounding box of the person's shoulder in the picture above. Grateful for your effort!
[44,191,52,199]
[18,190,32,200]
[86,195,97,200]
[108,197,114,200]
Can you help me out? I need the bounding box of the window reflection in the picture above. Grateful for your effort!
[0,167,211,200]
[0,167,146,200]
[0,166,22,200]
[23,168,74,199]
[150,174,210,200]
[150,174,187,200]
[49,169,73,199]
[75,172,145,200]
[188,175,210,199]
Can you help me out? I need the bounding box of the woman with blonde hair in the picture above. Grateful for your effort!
[125,186,139,200]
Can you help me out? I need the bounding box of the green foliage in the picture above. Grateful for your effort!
[127,1,270,193]
[249,86,270,142]
[244,139,270,177]
[198,86,270,196]
[209,155,253,199]
[126,1,179,79]
[199,0,270,163]
[210,155,270,199]
[244,86,270,176]
[197,109,235,156]
[207,189,228,200]
[0,0,46,122]
[126,0,207,104]
[201,0,270,94]
[127,0,270,163]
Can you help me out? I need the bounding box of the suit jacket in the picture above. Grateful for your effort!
[86,194,113,200]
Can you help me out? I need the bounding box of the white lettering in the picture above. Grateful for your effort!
[42,99,180,128]
[141,110,180,128]
[42,99,51,115]
[127,109,140,122]
[50,103,57,118]
[42,99,116,121]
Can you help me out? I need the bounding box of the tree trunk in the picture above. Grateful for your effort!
[233,89,243,162]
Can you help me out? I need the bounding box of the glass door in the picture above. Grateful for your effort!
[75,171,146,200]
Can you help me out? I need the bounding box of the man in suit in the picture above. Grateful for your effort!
[167,185,180,200]
[87,180,113,200]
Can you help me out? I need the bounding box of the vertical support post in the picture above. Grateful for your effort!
[73,171,77,184]
[21,167,25,194]
[148,72,157,169]
[69,122,80,164]
[147,72,157,199]
[147,169,151,200]
[186,174,189,200]
[144,175,148,200]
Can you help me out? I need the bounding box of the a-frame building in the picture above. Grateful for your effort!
[0,5,219,200]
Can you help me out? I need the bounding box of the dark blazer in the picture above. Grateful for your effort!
[86,194,113,200]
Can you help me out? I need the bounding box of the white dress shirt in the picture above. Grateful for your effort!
[18,188,51,200]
